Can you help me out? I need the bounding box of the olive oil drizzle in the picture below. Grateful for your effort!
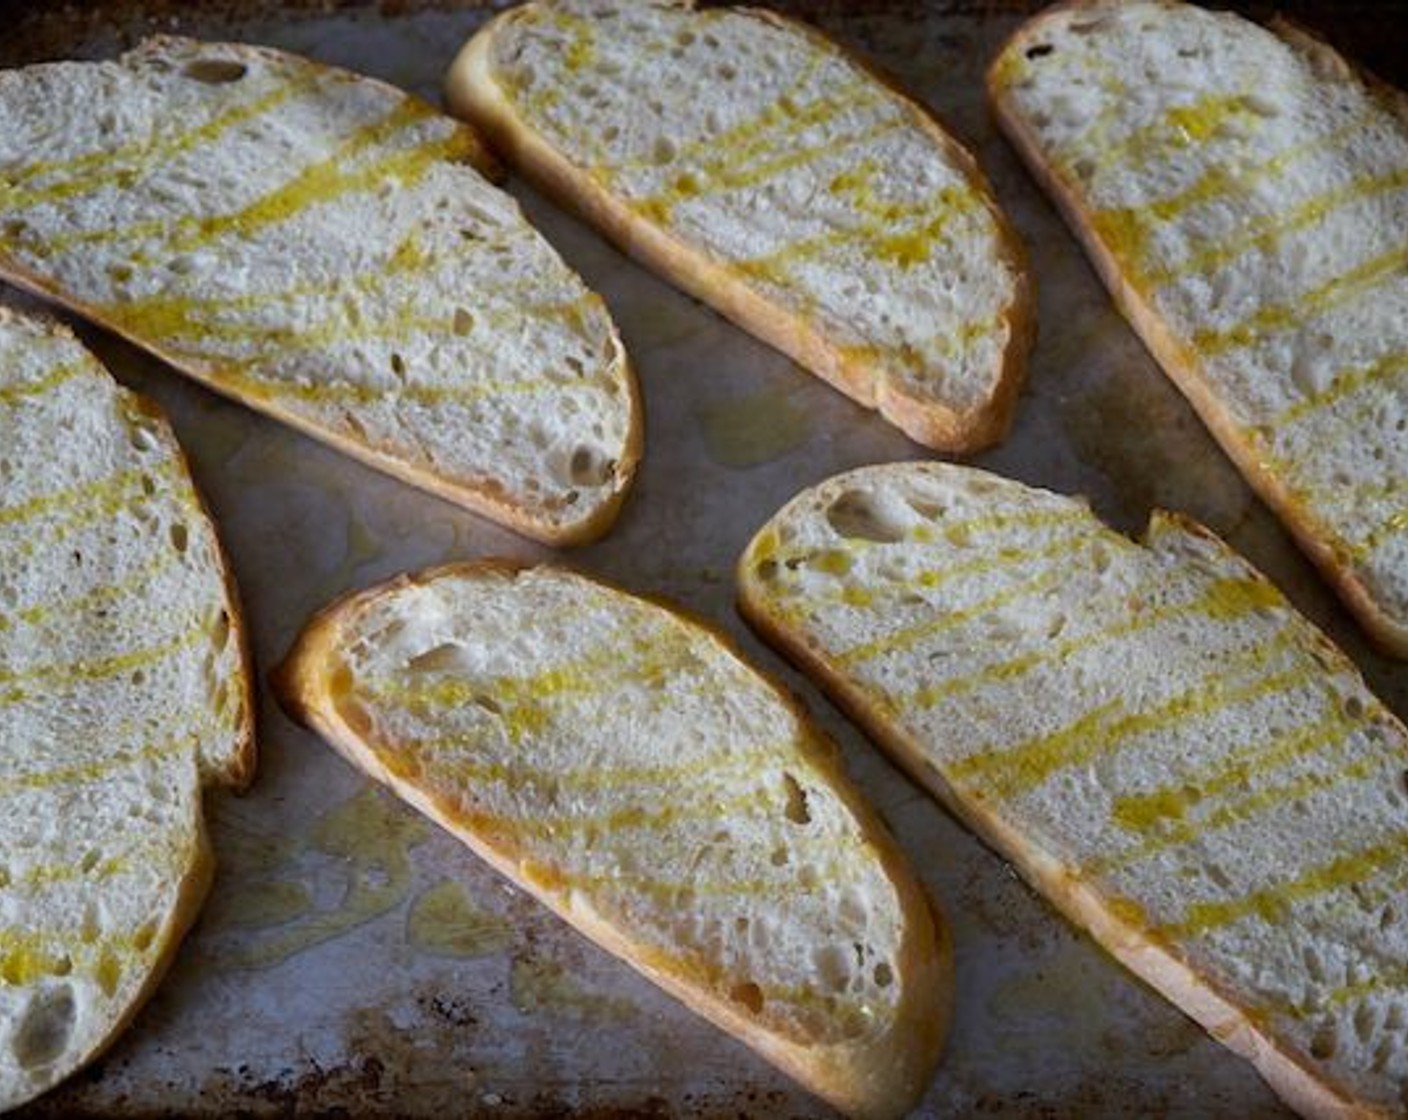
[946,627,1303,800]
[42,97,445,256]
[0,618,209,706]
[1192,245,1408,355]
[907,574,1284,712]
[0,361,84,406]
[1163,830,1408,939]
[0,73,315,204]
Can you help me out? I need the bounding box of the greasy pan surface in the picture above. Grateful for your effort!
[1,2,1404,1116]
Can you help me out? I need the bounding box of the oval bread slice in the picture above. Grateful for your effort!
[0,305,253,1108]
[273,560,949,1120]
[447,0,1033,453]
[738,461,1408,1118]
[988,1,1408,655]
[0,36,640,546]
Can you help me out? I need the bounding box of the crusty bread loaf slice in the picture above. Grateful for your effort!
[447,0,1033,453]
[987,1,1408,656]
[0,36,640,546]
[738,461,1408,1118]
[273,560,949,1120]
[0,304,253,1109]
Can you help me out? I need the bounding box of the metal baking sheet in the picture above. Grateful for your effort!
[3,3,1405,1116]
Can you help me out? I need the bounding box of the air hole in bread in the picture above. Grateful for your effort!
[169,521,189,554]
[127,424,158,452]
[754,558,778,581]
[80,850,101,874]
[406,643,467,674]
[109,262,134,283]
[782,773,811,825]
[718,63,738,81]
[1310,1025,1338,1059]
[212,609,231,650]
[139,473,156,497]
[12,984,76,1069]
[1354,1002,1377,1044]
[769,845,788,867]
[130,668,146,686]
[730,980,764,1014]
[390,352,407,378]
[1025,43,1054,59]
[1343,694,1366,719]
[651,136,677,164]
[183,59,248,84]
[734,915,749,933]
[2,219,27,240]
[568,445,608,486]
[1070,17,1112,35]
[825,490,905,544]
[453,307,475,336]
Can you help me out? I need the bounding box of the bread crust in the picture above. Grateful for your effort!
[986,1,1408,658]
[447,2,1034,455]
[273,559,950,1120]
[736,472,1401,1120]
[0,39,642,548]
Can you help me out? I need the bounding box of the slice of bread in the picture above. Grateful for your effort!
[737,460,1408,1118]
[0,304,253,1109]
[447,0,1033,453]
[273,560,949,1120]
[0,36,640,546]
[987,1,1408,656]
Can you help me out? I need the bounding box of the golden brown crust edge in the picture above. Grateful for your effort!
[272,559,950,1120]
[447,3,1034,456]
[984,2,1408,659]
[735,495,1391,1120]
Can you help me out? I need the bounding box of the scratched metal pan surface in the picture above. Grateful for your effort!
[2,1,1405,1116]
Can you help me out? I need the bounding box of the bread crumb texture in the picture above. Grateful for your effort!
[741,461,1408,1113]
[991,0,1408,643]
[302,562,948,1117]
[0,307,247,1108]
[483,0,1024,423]
[0,37,635,541]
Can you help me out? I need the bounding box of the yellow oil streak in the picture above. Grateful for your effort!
[1147,166,1408,287]
[1093,720,1370,876]
[1087,110,1379,286]
[910,574,1285,711]
[612,54,827,176]
[836,567,1064,667]
[735,181,978,288]
[372,626,698,744]
[1164,830,1408,939]
[0,620,207,706]
[1074,92,1266,183]
[0,550,176,635]
[780,530,1102,620]
[0,466,156,529]
[1,76,310,201]
[45,98,448,255]
[0,362,85,406]
[406,728,782,796]
[948,628,1304,799]
[631,112,894,225]
[0,722,202,797]
[1269,349,1408,430]
[1192,246,1408,355]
